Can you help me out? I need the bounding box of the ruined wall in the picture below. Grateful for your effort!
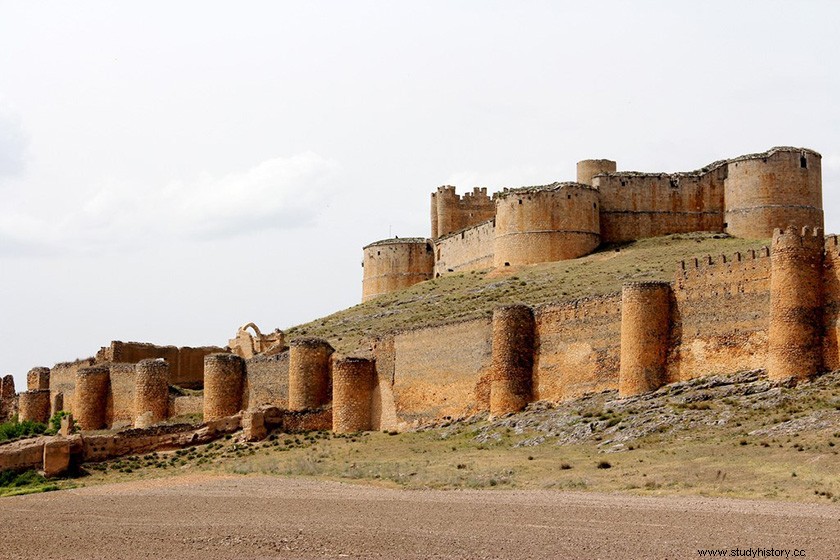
[667,249,772,382]
[26,367,50,391]
[494,183,600,267]
[18,390,50,423]
[0,375,16,422]
[823,235,840,370]
[98,341,222,388]
[243,351,290,410]
[596,167,726,243]
[392,318,492,423]
[105,363,136,428]
[49,358,96,415]
[534,294,623,401]
[724,148,822,239]
[431,186,495,239]
[433,219,495,276]
[369,336,399,431]
[362,238,435,301]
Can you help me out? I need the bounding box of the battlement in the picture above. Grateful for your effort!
[677,247,771,282]
[771,225,824,251]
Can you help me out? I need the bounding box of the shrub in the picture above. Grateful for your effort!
[0,419,47,442]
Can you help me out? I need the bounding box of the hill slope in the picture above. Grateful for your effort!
[286,233,769,353]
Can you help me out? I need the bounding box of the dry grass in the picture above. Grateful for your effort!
[286,233,768,353]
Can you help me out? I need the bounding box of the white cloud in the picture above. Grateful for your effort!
[0,151,339,253]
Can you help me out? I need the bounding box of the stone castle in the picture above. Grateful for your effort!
[362,146,822,300]
[0,145,833,476]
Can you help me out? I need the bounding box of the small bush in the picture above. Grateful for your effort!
[0,419,47,442]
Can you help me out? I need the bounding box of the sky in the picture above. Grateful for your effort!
[1,1,840,389]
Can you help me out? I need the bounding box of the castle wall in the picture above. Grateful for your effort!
[724,148,822,239]
[595,168,726,243]
[667,249,772,382]
[18,390,50,423]
[243,351,290,410]
[49,358,95,415]
[74,366,110,431]
[822,235,840,370]
[494,184,600,267]
[431,186,495,239]
[392,318,492,423]
[106,363,137,428]
[98,341,222,388]
[26,367,50,391]
[533,294,623,401]
[362,239,435,301]
[433,219,495,276]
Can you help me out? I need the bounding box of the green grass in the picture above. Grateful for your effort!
[0,469,60,497]
[285,233,768,353]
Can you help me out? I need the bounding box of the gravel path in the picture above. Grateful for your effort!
[1,475,838,559]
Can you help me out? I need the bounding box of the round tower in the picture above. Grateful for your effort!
[288,338,334,411]
[332,356,376,433]
[361,238,434,302]
[768,226,824,382]
[26,367,50,391]
[619,281,672,397]
[493,183,600,267]
[576,159,617,186]
[18,390,50,423]
[724,147,822,239]
[203,353,244,421]
[490,304,535,416]
[74,366,110,430]
[134,359,170,426]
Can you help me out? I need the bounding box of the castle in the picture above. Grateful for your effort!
[361,146,822,300]
[0,146,833,477]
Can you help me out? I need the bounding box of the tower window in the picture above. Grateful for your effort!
[800,155,807,169]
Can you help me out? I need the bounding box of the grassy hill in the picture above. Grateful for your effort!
[286,233,769,353]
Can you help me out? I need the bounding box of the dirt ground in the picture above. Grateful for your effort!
[1,474,838,559]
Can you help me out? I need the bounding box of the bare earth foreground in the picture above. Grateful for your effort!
[1,475,839,560]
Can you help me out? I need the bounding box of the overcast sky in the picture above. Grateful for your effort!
[2,1,839,388]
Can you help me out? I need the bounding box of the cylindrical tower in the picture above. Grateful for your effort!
[203,353,244,421]
[18,390,51,423]
[288,338,334,411]
[724,147,822,239]
[434,185,460,238]
[493,183,600,268]
[576,159,617,186]
[26,367,50,391]
[490,305,535,416]
[74,366,110,430]
[619,281,672,397]
[361,238,434,302]
[768,226,824,382]
[332,356,376,433]
[134,359,170,426]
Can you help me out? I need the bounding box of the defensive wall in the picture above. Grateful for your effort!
[362,146,822,301]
